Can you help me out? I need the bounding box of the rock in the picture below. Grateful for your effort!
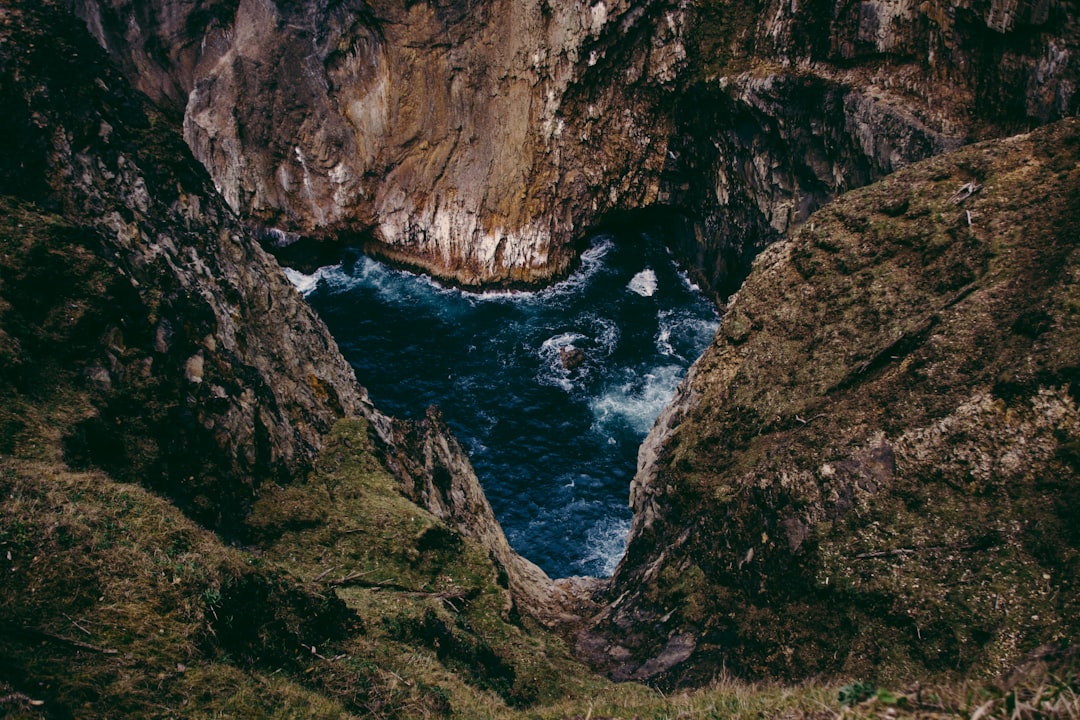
[560,346,586,370]
[65,0,690,287]
[0,0,370,529]
[383,407,559,624]
[61,0,1078,295]
[589,118,1080,686]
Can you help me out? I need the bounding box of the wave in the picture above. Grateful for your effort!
[627,268,658,297]
[461,235,616,304]
[535,314,620,392]
[589,364,687,437]
[576,515,631,577]
[282,265,339,296]
[656,309,719,360]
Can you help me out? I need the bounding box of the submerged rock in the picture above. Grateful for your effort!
[560,345,587,371]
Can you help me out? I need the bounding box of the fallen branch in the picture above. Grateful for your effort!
[330,574,414,592]
[310,565,339,583]
[855,543,982,560]
[3,623,118,654]
[855,548,915,559]
[62,613,91,636]
[327,569,378,586]
[0,692,45,708]
[949,181,983,204]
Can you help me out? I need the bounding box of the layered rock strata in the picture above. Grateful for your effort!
[66,0,689,286]
[64,0,1079,295]
[584,118,1080,685]
[663,0,1080,297]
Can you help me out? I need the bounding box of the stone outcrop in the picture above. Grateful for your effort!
[65,0,689,286]
[582,118,1080,685]
[15,0,1080,699]
[662,0,1079,297]
[0,0,372,528]
[0,9,605,713]
[1,0,554,630]
[64,0,1078,296]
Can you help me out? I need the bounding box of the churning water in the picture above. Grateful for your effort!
[289,231,719,578]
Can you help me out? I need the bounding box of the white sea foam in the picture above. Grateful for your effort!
[675,264,704,293]
[627,268,658,297]
[536,314,620,392]
[590,365,686,436]
[577,515,631,577]
[283,265,339,296]
[537,331,587,392]
[467,236,616,304]
[656,309,720,360]
[656,323,675,357]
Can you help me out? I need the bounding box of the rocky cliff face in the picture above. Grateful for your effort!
[14,0,1080,703]
[662,0,1079,297]
[1,4,586,714]
[65,0,1078,295]
[65,0,689,286]
[0,0,372,528]
[0,0,549,611]
[583,118,1080,685]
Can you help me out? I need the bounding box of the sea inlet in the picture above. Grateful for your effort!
[289,230,719,578]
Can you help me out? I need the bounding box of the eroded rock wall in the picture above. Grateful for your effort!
[0,0,374,527]
[583,118,1080,685]
[663,0,1079,297]
[66,0,689,286]
[65,0,1078,295]
[2,0,555,622]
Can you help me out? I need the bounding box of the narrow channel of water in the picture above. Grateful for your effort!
[288,230,719,578]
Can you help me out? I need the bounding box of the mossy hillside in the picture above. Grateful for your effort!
[0,457,357,718]
[245,417,618,711]
[0,391,618,718]
[605,118,1080,685]
[0,197,118,462]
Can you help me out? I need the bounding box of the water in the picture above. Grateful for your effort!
[291,231,719,578]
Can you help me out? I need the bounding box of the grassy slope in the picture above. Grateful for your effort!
[601,117,1080,690]
[0,159,1076,720]
[0,1,1077,717]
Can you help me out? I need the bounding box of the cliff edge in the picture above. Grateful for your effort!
[583,117,1080,686]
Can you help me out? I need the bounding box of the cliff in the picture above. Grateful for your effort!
[63,0,688,286]
[0,3,585,715]
[3,0,1079,715]
[584,117,1080,686]
[63,0,1078,295]
[661,0,1079,297]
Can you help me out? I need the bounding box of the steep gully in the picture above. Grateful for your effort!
[61,0,1080,683]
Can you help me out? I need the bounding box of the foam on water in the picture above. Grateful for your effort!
[590,364,687,437]
[283,265,338,296]
[627,268,658,297]
[298,232,718,579]
[578,515,632,577]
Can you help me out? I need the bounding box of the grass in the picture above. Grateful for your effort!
[3,434,1077,719]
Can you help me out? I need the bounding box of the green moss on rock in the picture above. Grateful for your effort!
[594,118,1080,687]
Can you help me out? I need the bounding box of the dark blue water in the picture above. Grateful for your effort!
[287,232,718,578]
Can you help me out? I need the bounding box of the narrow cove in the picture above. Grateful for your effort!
[289,229,719,578]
